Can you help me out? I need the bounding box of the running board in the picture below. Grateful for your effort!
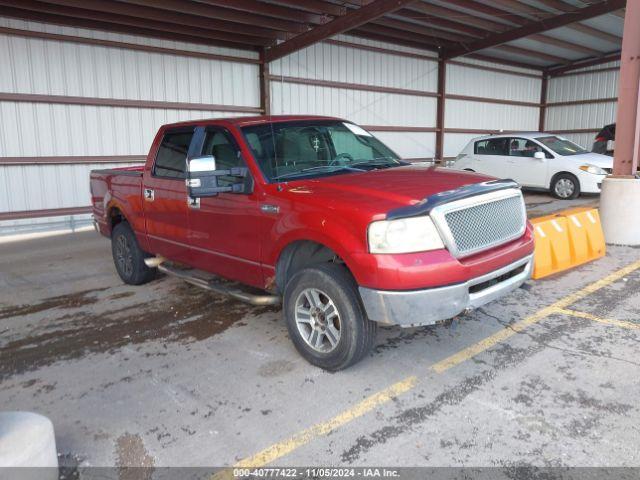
[156,263,281,307]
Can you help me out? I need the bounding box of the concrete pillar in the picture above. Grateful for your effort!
[600,0,640,245]
[0,412,58,480]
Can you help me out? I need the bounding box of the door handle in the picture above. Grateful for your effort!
[261,204,279,214]
[144,188,154,201]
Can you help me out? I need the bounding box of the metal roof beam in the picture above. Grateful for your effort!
[0,5,258,50]
[546,51,621,76]
[443,0,626,60]
[34,0,292,36]
[191,0,325,24]
[263,0,347,17]
[440,0,602,55]
[264,0,418,62]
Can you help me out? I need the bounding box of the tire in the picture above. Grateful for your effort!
[551,173,580,200]
[283,263,377,371]
[111,222,157,285]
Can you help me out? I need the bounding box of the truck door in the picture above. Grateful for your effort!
[142,127,195,264]
[186,126,264,288]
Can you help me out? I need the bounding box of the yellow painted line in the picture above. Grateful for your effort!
[215,258,640,473]
[212,375,417,478]
[557,308,640,330]
[430,305,555,374]
[430,258,640,374]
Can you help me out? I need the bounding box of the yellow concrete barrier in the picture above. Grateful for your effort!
[530,207,605,280]
[530,214,572,279]
[562,207,606,265]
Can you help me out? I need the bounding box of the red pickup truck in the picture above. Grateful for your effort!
[91,115,534,370]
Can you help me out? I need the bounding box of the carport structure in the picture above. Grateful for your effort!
[0,0,635,234]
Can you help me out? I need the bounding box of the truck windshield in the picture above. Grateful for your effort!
[241,120,403,181]
[535,136,588,156]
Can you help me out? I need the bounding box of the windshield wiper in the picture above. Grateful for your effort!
[349,157,403,169]
[272,165,362,181]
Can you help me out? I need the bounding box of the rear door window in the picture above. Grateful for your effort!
[474,138,509,156]
[153,130,194,179]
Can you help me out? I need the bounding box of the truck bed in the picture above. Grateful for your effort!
[90,165,145,237]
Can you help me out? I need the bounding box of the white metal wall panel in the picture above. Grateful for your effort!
[372,131,435,159]
[0,102,253,157]
[444,133,477,159]
[443,60,542,157]
[0,29,259,107]
[545,103,617,131]
[269,35,440,158]
[0,16,260,235]
[558,133,595,150]
[270,81,436,128]
[445,99,539,131]
[447,63,541,103]
[270,41,438,92]
[547,70,619,103]
[0,162,139,213]
[545,62,619,149]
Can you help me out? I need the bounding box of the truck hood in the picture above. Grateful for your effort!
[280,165,495,218]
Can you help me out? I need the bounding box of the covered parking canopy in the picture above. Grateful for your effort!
[0,0,633,234]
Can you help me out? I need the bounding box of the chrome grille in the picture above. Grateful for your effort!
[433,191,526,258]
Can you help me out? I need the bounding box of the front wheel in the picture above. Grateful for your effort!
[283,263,377,371]
[551,173,580,200]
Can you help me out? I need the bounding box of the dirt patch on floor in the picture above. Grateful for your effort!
[115,433,154,480]
[0,288,108,320]
[0,283,279,380]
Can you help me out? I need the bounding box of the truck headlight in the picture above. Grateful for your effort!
[368,216,444,254]
[579,164,607,175]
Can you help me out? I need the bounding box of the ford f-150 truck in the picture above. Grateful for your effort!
[91,115,534,370]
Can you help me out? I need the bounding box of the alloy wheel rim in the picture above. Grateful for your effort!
[555,178,575,198]
[115,234,134,277]
[294,288,341,353]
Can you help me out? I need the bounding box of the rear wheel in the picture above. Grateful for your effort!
[283,263,377,371]
[551,173,580,200]
[111,222,157,285]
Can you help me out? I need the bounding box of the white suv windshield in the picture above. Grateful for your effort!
[535,136,588,156]
[241,120,402,181]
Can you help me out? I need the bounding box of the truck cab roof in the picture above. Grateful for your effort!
[162,115,345,130]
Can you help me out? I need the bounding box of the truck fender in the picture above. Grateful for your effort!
[270,227,365,291]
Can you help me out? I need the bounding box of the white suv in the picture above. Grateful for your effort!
[452,133,613,199]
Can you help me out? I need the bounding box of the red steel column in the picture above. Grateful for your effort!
[538,73,548,132]
[435,56,446,163]
[613,0,640,176]
[259,49,271,116]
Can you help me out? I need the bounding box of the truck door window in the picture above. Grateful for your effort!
[201,130,244,187]
[154,131,194,179]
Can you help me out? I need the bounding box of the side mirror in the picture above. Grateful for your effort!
[186,155,249,197]
[534,151,546,160]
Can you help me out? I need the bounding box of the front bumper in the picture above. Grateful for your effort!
[359,254,533,327]
[579,173,607,193]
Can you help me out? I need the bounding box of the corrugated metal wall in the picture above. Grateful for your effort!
[0,16,260,235]
[269,34,439,159]
[546,61,620,148]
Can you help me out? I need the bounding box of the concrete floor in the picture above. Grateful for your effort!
[1,194,639,469]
